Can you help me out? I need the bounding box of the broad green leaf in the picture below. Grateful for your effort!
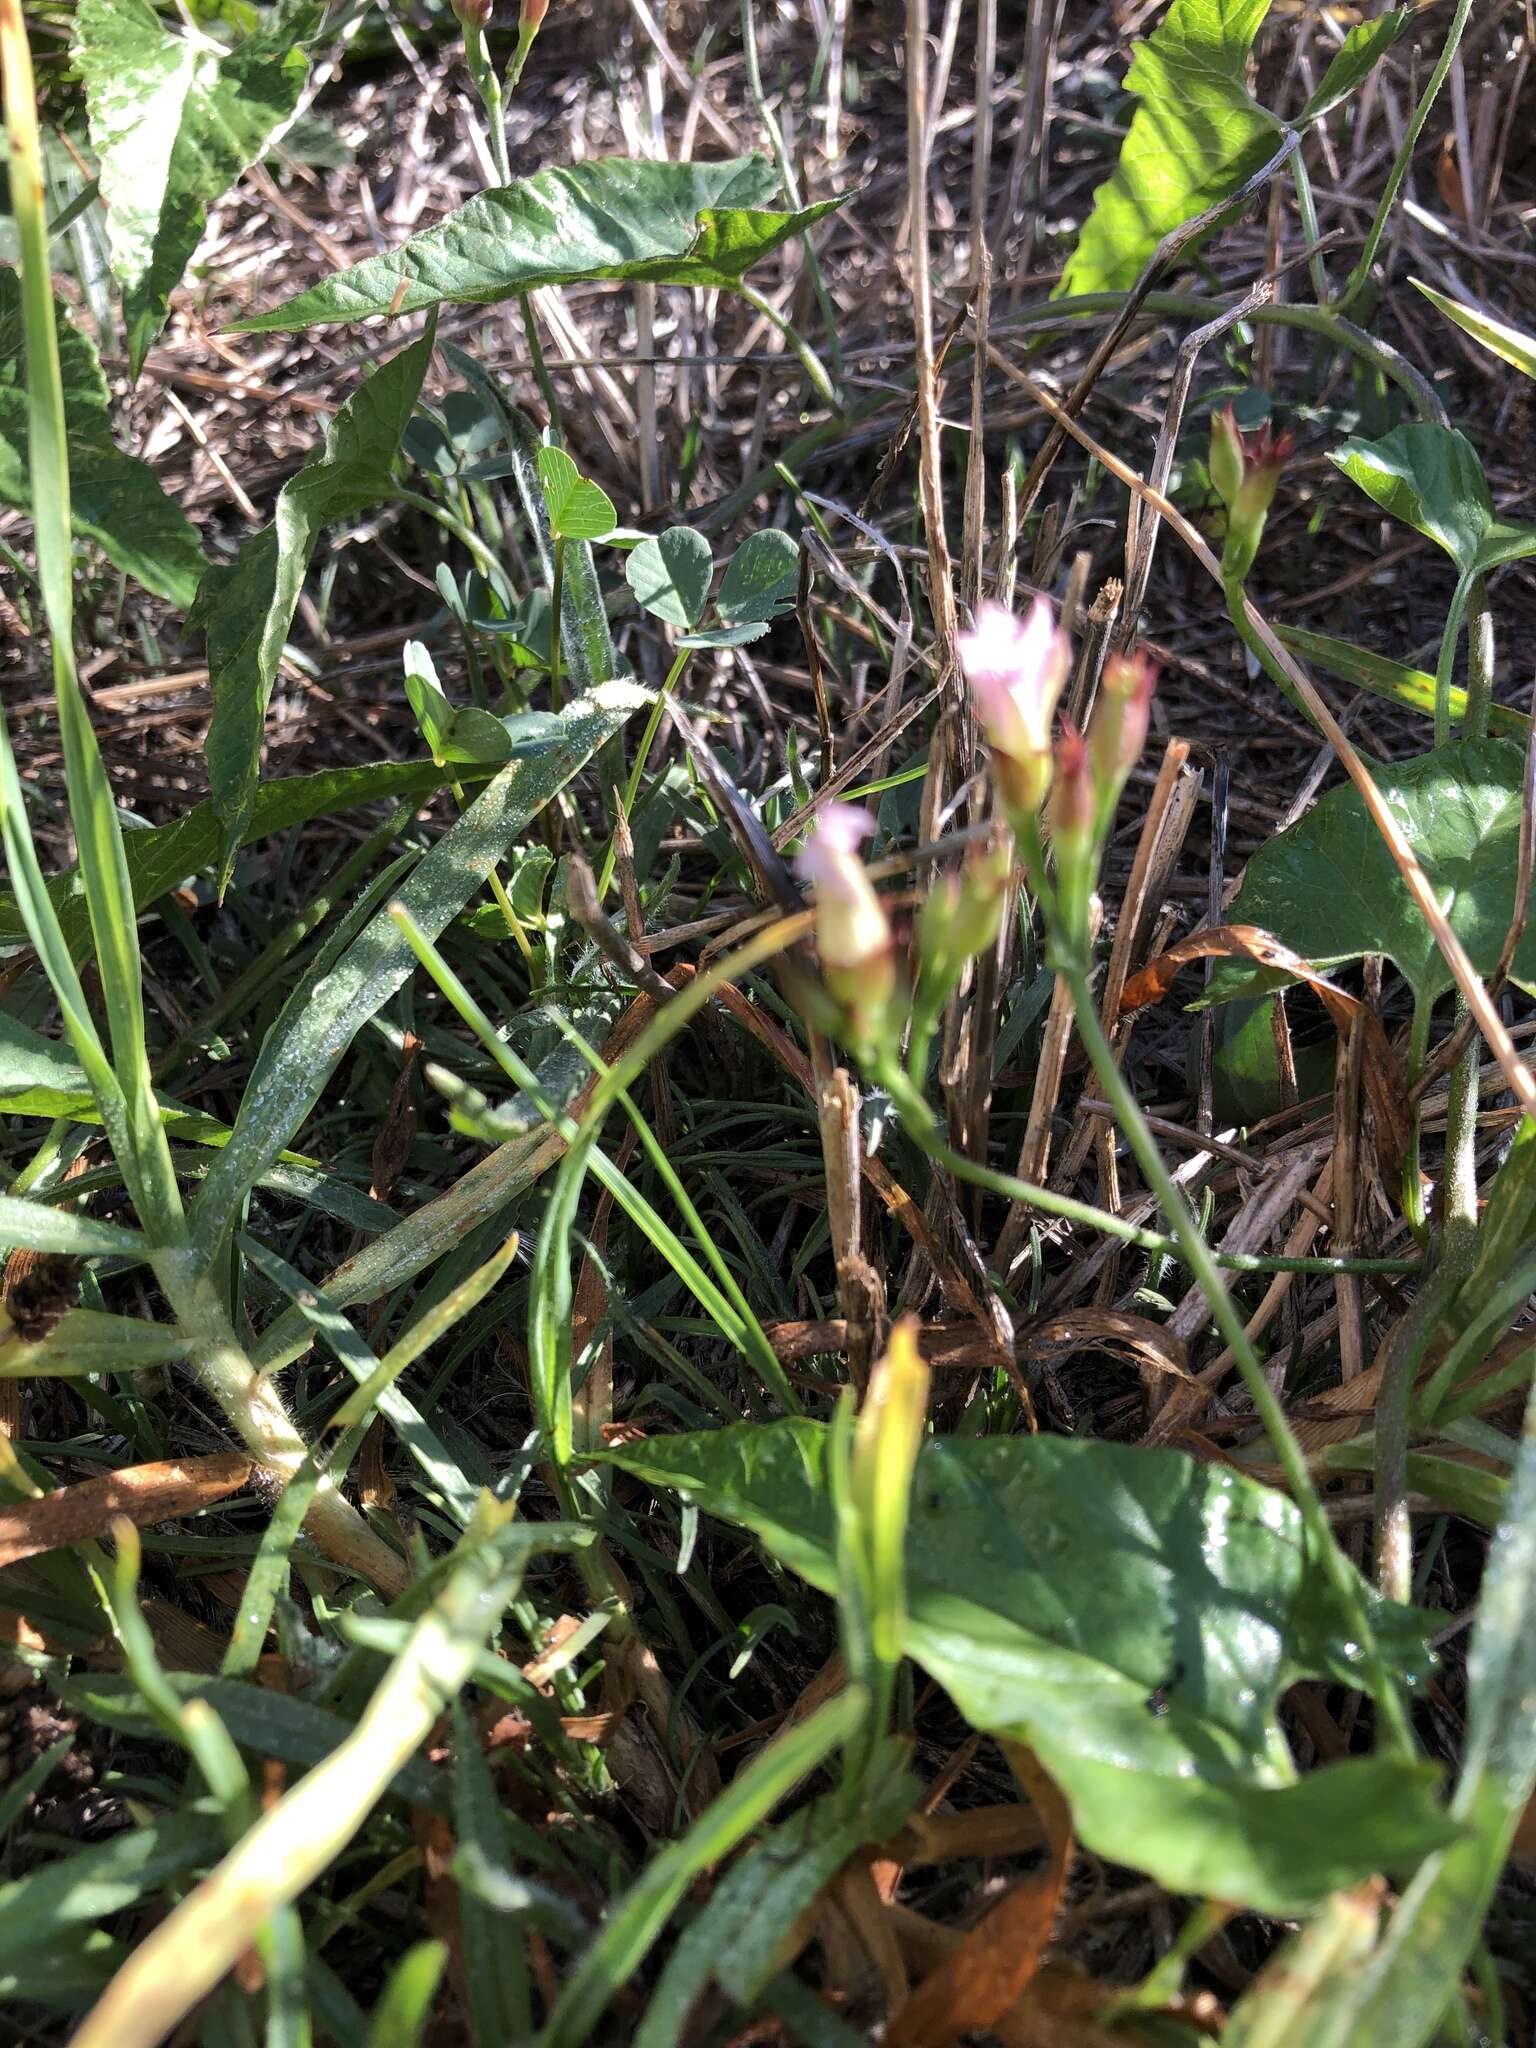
[0,272,204,606]
[1331,422,1536,578]
[0,1192,146,1258]
[73,0,319,376]
[191,329,433,888]
[605,1424,1453,1914]
[1206,739,1536,1009]
[1300,9,1413,122]
[232,155,847,331]
[402,641,514,767]
[190,683,646,1261]
[1279,624,1528,740]
[1414,278,1536,382]
[535,445,617,543]
[625,525,713,628]
[1058,0,1275,298]
[714,528,800,625]
[0,756,465,960]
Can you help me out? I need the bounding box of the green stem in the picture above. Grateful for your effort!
[1442,576,1495,1278]
[595,644,691,897]
[549,535,565,709]
[1433,567,1475,749]
[739,281,839,412]
[1061,964,1414,1756]
[394,485,504,588]
[1290,152,1330,304]
[740,0,844,381]
[519,290,565,438]
[1332,0,1475,314]
[876,1062,1419,1278]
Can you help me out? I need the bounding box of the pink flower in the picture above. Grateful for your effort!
[796,803,891,983]
[957,598,1071,818]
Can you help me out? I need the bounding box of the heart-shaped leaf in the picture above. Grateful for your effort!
[536,446,617,544]
[1059,0,1277,299]
[1331,423,1536,578]
[232,155,848,332]
[73,0,320,376]
[1206,739,1536,1009]
[716,529,800,626]
[605,1421,1453,1914]
[625,525,713,628]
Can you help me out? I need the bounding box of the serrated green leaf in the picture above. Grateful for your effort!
[231,154,848,331]
[189,683,646,1262]
[73,0,319,376]
[1300,8,1413,122]
[535,444,617,543]
[1414,278,1536,383]
[625,525,713,628]
[604,1422,1454,1914]
[715,528,800,626]
[191,329,433,889]
[0,272,204,606]
[1207,739,1536,1009]
[1059,0,1276,298]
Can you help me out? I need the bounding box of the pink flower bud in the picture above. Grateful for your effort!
[796,803,895,1021]
[1046,724,1095,862]
[1089,648,1157,798]
[957,597,1071,820]
[1209,406,1295,581]
[453,0,493,28]
[520,0,549,25]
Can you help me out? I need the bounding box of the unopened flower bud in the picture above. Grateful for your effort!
[916,831,1012,998]
[453,0,493,29]
[797,803,895,1035]
[1047,725,1095,860]
[1209,405,1295,583]
[507,0,551,88]
[1088,648,1157,808]
[957,597,1071,826]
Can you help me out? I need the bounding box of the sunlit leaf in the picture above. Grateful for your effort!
[536,445,617,543]
[1413,278,1536,383]
[233,155,847,331]
[1059,0,1275,298]
[73,0,320,375]
[1331,422,1536,578]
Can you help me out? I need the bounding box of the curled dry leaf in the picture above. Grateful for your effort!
[1121,924,1411,1187]
[0,1453,254,1570]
